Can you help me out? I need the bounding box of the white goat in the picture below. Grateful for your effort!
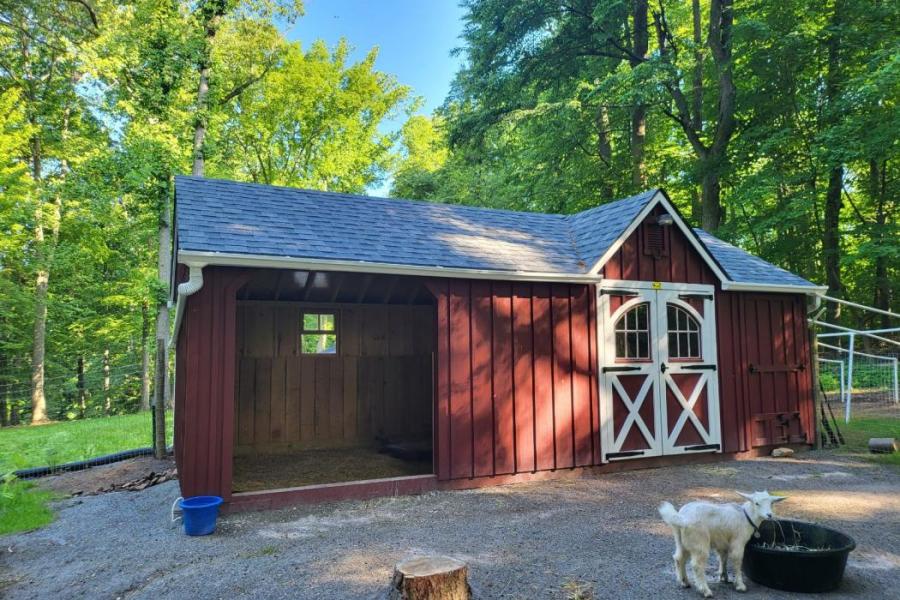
[658,491,786,597]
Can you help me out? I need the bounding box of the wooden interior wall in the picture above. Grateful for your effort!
[429,280,599,481]
[602,207,814,453]
[234,302,434,453]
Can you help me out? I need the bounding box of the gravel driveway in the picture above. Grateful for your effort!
[1,453,897,599]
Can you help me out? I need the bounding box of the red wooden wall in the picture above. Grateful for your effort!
[602,209,814,453]
[427,280,600,480]
[175,267,251,499]
[174,208,815,498]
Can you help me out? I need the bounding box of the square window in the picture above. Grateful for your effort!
[301,312,338,354]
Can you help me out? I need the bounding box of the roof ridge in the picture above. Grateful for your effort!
[175,175,570,221]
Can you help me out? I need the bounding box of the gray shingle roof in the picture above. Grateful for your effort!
[693,229,818,288]
[174,176,818,289]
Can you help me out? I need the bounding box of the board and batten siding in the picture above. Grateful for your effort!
[601,208,814,454]
[426,280,600,481]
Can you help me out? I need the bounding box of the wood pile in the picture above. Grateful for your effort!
[99,468,177,493]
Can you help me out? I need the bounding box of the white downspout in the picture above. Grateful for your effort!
[168,264,206,349]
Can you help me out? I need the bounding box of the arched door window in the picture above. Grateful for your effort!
[615,303,650,359]
[667,304,700,359]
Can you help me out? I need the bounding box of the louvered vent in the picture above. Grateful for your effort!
[643,222,668,258]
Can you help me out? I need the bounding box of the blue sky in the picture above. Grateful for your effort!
[287,1,467,194]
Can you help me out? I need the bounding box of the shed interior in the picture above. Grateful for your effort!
[232,269,435,492]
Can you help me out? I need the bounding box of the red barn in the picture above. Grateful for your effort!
[170,177,825,510]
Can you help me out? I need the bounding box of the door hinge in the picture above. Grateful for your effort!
[683,443,720,451]
[606,450,646,459]
[682,364,716,371]
[602,366,642,373]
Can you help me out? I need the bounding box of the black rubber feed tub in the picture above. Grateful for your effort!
[744,519,856,593]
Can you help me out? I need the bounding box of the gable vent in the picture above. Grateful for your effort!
[643,222,668,258]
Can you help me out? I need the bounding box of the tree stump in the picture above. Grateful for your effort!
[388,556,470,600]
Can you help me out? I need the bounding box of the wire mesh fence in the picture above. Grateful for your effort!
[818,349,899,422]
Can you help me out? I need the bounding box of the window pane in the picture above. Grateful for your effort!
[638,332,649,358]
[637,305,647,329]
[669,332,678,356]
[628,333,638,357]
[320,314,335,331]
[303,314,318,331]
[678,333,689,356]
[679,309,687,330]
[302,334,337,354]
[615,333,626,357]
[667,305,675,326]
[689,333,700,358]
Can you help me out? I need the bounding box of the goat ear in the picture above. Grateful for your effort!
[736,491,752,500]
[771,495,787,503]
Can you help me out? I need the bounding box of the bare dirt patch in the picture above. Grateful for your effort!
[31,455,175,497]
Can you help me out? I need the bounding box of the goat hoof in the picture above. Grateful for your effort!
[678,580,690,589]
[735,583,747,593]
[702,591,713,598]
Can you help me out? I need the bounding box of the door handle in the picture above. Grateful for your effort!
[660,362,668,373]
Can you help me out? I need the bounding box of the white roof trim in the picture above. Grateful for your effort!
[588,191,730,284]
[178,250,605,284]
[723,281,828,295]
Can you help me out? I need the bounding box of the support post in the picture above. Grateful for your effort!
[810,331,822,450]
[845,333,855,423]
[153,343,167,458]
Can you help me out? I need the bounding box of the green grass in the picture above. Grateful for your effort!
[0,411,172,474]
[0,477,59,535]
[834,416,900,466]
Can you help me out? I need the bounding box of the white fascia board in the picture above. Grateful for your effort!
[720,281,828,295]
[587,192,730,284]
[177,250,604,284]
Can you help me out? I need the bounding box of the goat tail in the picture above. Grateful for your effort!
[658,501,685,528]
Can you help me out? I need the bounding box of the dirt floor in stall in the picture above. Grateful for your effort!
[232,447,433,491]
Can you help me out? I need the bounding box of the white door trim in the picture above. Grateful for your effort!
[597,282,721,462]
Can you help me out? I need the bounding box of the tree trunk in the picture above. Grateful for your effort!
[140,301,151,411]
[630,0,649,188]
[30,267,49,423]
[822,0,845,319]
[154,179,172,459]
[103,348,111,413]
[77,355,86,418]
[701,167,723,231]
[0,354,7,427]
[869,160,890,328]
[192,62,210,176]
[691,0,703,132]
[389,557,470,600]
[822,170,843,308]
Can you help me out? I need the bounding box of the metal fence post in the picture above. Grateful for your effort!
[845,333,855,423]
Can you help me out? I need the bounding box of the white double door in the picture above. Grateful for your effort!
[598,281,721,462]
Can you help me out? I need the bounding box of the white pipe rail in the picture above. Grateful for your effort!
[810,319,900,348]
[822,296,900,319]
[818,326,900,337]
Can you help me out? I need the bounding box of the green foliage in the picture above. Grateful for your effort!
[0,412,173,473]
[394,0,899,324]
[0,1,411,423]
[0,476,57,536]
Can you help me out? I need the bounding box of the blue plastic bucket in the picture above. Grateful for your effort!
[177,496,223,536]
